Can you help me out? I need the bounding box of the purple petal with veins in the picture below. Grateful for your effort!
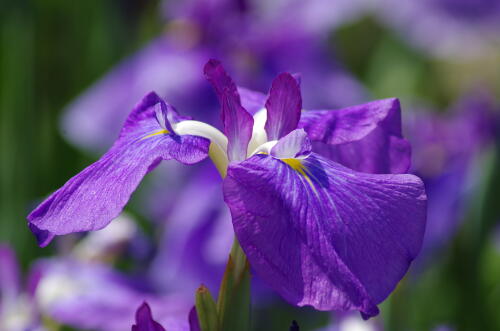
[224,153,426,317]
[299,98,411,174]
[204,60,254,161]
[28,92,210,246]
[265,73,302,140]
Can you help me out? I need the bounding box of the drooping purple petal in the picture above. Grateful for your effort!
[204,60,254,161]
[224,153,426,317]
[132,302,166,331]
[28,92,210,247]
[265,73,302,140]
[271,129,311,159]
[298,98,411,174]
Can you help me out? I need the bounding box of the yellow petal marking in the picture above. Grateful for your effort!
[282,158,318,194]
[141,129,170,140]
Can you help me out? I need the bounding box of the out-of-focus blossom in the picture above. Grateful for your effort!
[61,0,367,153]
[34,259,192,331]
[0,245,45,331]
[31,218,192,331]
[406,93,497,257]
[375,0,500,58]
[72,213,137,261]
[315,312,382,331]
[29,61,426,318]
[132,302,166,331]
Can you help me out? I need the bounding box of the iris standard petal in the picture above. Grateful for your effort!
[204,60,254,161]
[28,92,210,247]
[223,153,426,317]
[298,98,411,174]
[132,303,166,331]
[264,73,302,140]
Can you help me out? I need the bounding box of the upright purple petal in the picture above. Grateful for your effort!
[204,60,254,161]
[224,153,426,317]
[28,92,210,246]
[132,302,166,331]
[299,98,411,174]
[265,73,302,140]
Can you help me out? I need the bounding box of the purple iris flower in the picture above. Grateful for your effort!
[28,60,426,318]
[132,302,166,331]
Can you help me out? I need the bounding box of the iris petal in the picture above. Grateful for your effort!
[223,153,426,317]
[299,98,411,174]
[132,302,166,331]
[271,129,311,159]
[204,60,254,161]
[264,73,302,140]
[28,92,209,247]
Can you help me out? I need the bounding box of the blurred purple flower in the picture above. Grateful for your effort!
[29,61,426,318]
[61,0,367,153]
[315,312,382,331]
[0,245,44,331]
[376,0,500,58]
[34,258,192,331]
[406,92,498,258]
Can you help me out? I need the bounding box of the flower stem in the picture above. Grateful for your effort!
[216,238,251,331]
[196,148,251,331]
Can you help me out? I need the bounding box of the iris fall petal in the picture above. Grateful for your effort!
[223,152,426,317]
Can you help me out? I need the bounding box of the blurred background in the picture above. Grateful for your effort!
[0,0,499,330]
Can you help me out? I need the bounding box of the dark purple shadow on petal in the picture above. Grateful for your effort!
[224,153,426,317]
[27,92,210,246]
[299,98,411,174]
[132,302,166,331]
[204,59,254,161]
[265,73,302,140]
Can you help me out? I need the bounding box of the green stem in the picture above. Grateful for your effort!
[216,238,251,331]
[196,150,252,331]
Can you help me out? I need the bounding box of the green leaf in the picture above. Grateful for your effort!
[217,239,251,331]
[195,284,219,331]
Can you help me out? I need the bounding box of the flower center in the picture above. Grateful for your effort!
[172,109,273,177]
